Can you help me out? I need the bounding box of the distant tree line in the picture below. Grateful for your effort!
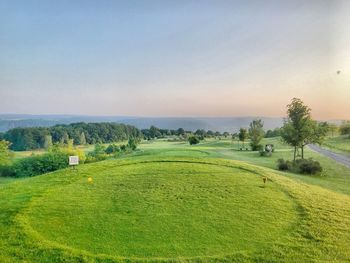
[141,125,231,140]
[141,126,187,139]
[265,128,281,138]
[340,121,350,137]
[2,122,143,151]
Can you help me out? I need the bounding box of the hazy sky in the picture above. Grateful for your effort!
[0,0,349,119]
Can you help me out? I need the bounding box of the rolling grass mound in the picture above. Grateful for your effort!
[1,155,350,262]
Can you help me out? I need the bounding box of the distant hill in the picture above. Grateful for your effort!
[119,117,285,132]
[0,114,286,133]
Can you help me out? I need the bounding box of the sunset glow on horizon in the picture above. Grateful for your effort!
[1,0,349,120]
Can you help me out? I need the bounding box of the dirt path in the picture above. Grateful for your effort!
[309,144,350,169]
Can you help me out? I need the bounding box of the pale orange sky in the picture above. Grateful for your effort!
[0,0,349,120]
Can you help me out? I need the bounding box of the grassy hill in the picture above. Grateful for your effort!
[1,138,350,262]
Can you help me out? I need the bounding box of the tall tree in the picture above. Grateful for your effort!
[281,98,311,160]
[248,119,265,151]
[238,128,248,148]
[281,98,327,160]
[80,132,87,145]
[62,132,70,145]
[0,140,13,166]
[43,135,53,150]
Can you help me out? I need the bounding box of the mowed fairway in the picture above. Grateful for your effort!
[23,161,295,258]
[1,143,350,262]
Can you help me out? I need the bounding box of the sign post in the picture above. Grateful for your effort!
[69,156,79,170]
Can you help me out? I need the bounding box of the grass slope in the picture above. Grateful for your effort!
[1,139,350,262]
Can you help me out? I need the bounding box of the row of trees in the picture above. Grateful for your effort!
[2,122,143,151]
[234,98,332,159]
[141,126,187,139]
[141,126,231,140]
[233,120,265,151]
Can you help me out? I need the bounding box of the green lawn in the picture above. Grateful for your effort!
[1,138,350,262]
[323,135,350,156]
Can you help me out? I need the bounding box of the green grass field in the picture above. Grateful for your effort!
[1,138,350,262]
[323,135,350,156]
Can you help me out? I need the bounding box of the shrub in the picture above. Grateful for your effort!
[252,144,263,151]
[127,138,138,150]
[188,136,200,145]
[277,158,292,171]
[0,165,16,177]
[339,121,350,136]
[105,144,120,154]
[259,150,272,157]
[86,144,108,163]
[12,151,69,177]
[277,158,322,175]
[295,158,323,175]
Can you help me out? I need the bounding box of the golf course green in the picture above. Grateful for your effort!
[1,139,350,262]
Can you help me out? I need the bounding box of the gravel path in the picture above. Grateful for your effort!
[308,144,350,169]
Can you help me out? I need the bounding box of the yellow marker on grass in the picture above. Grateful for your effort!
[88,177,93,183]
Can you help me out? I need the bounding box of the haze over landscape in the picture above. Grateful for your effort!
[1,0,349,119]
[2,1,350,262]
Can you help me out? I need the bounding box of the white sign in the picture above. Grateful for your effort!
[69,156,79,166]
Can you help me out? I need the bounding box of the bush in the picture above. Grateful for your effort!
[259,150,272,157]
[339,121,350,136]
[127,138,138,150]
[0,165,16,177]
[277,158,292,171]
[86,144,108,163]
[105,144,120,154]
[295,158,323,175]
[12,151,69,177]
[4,144,87,177]
[251,144,263,151]
[188,136,200,145]
[277,158,322,175]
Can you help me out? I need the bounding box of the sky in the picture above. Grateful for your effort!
[0,0,349,119]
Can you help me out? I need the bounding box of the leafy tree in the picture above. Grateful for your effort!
[43,135,53,150]
[223,132,230,138]
[195,129,206,137]
[248,119,265,151]
[281,98,328,160]
[93,143,106,155]
[281,98,311,160]
[4,122,142,150]
[231,133,237,141]
[265,128,281,138]
[127,138,138,150]
[62,132,70,144]
[0,140,13,166]
[281,122,300,161]
[188,135,200,145]
[80,132,87,145]
[177,128,185,136]
[238,128,248,148]
[149,126,161,139]
[105,144,120,154]
[207,130,215,137]
[340,121,350,136]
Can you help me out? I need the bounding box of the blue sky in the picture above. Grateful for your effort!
[0,0,349,119]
